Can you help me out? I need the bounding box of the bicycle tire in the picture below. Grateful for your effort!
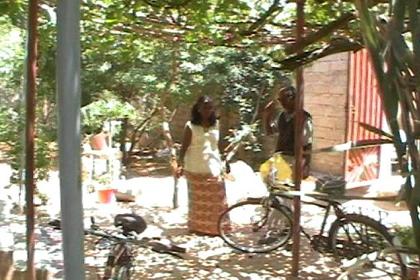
[329,214,406,279]
[103,243,132,280]
[111,265,131,280]
[218,199,292,253]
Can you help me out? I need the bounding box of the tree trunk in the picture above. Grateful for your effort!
[119,117,129,166]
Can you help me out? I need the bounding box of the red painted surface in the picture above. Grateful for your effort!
[97,189,116,204]
[345,49,384,183]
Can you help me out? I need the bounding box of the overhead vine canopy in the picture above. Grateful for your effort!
[1,0,371,69]
[76,0,365,69]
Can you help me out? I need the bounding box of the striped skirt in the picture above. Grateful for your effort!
[184,171,229,236]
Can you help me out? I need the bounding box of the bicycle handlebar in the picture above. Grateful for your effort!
[48,218,187,256]
[49,218,144,243]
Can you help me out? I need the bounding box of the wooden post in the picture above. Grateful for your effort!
[162,120,179,209]
[25,0,38,278]
[291,0,305,277]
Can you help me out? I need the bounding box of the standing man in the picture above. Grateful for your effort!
[263,84,313,179]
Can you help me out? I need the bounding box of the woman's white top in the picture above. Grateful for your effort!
[184,120,223,176]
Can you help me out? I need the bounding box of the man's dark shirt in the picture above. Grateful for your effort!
[275,111,313,178]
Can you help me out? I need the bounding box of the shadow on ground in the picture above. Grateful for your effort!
[2,159,410,279]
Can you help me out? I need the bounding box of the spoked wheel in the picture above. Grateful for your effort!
[103,245,132,280]
[104,262,131,280]
[329,214,406,279]
[111,265,131,280]
[218,199,292,253]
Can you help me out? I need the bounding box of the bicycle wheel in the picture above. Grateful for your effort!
[103,243,132,280]
[111,265,131,280]
[218,199,292,253]
[329,214,406,279]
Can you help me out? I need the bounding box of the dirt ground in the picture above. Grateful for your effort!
[0,161,412,280]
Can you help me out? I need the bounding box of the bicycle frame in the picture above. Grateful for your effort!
[49,213,185,279]
[263,156,349,242]
[267,190,347,242]
[82,227,135,280]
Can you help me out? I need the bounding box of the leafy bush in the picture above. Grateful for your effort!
[393,225,416,247]
[81,95,136,135]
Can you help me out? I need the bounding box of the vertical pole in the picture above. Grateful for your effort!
[291,0,305,277]
[56,0,85,278]
[25,0,38,278]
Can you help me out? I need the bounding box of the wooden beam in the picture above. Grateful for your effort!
[25,0,38,278]
[291,0,305,277]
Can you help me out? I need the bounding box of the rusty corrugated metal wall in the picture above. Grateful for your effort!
[345,49,384,183]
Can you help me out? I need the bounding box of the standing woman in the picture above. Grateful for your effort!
[177,95,228,236]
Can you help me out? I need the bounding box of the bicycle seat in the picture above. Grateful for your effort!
[114,214,147,234]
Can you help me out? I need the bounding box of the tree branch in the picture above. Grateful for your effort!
[142,0,193,9]
[240,0,281,36]
[276,38,363,70]
[284,12,356,54]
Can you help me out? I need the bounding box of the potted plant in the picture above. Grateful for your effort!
[93,173,116,204]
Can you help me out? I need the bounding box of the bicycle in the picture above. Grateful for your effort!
[338,245,420,279]
[49,213,186,280]
[218,152,406,278]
